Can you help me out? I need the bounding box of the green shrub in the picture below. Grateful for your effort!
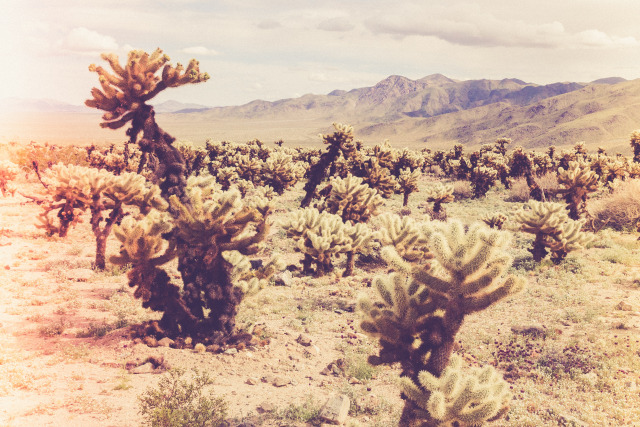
[138,368,227,427]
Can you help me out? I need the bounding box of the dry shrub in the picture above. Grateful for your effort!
[506,172,559,202]
[451,180,472,199]
[505,177,530,202]
[589,179,640,230]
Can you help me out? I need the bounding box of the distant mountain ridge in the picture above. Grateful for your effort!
[3,75,637,153]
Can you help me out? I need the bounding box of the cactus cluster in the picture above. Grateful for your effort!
[111,176,281,343]
[515,200,594,263]
[280,207,373,276]
[37,163,166,269]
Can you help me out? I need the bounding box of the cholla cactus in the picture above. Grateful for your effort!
[375,213,433,264]
[554,160,599,220]
[515,200,593,263]
[359,220,523,425]
[424,182,454,219]
[174,141,207,177]
[280,207,373,276]
[86,48,209,201]
[631,130,640,163]
[111,176,281,343]
[232,153,263,183]
[362,158,396,198]
[37,163,167,269]
[0,160,19,197]
[470,166,498,198]
[301,123,361,207]
[400,354,511,426]
[397,168,422,206]
[482,212,507,230]
[322,175,384,223]
[372,139,396,170]
[260,152,300,194]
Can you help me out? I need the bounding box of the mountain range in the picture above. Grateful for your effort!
[2,75,640,153]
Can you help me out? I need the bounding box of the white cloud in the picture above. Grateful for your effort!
[182,46,219,56]
[317,17,355,32]
[55,27,119,55]
[365,7,639,49]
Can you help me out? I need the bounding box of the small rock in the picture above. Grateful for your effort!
[145,355,165,368]
[348,377,361,385]
[143,336,158,348]
[224,348,238,355]
[319,394,350,425]
[246,377,259,385]
[616,301,633,311]
[262,375,276,384]
[130,362,155,374]
[272,377,289,387]
[296,333,313,347]
[158,337,174,347]
[256,402,275,413]
[274,270,293,286]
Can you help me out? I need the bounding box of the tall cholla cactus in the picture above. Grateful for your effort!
[0,160,19,197]
[374,213,433,265]
[400,354,511,426]
[86,48,209,201]
[515,200,593,263]
[397,168,422,207]
[301,123,361,207]
[424,182,455,220]
[358,220,524,426]
[37,163,167,269]
[111,175,281,343]
[554,160,598,220]
[280,207,373,276]
[630,130,640,164]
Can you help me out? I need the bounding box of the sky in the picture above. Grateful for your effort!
[3,0,640,108]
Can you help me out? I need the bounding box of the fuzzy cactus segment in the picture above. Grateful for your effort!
[374,213,433,264]
[400,354,512,426]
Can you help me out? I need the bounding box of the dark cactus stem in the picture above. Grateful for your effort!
[403,191,410,207]
[525,172,544,202]
[127,105,188,208]
[301,144,342,207]
[343,251,355,277]
[90,197,124,270]
[177,245,243,343]
[531,233,548,262]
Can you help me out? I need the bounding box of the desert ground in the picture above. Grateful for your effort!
[0,163,639,426]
